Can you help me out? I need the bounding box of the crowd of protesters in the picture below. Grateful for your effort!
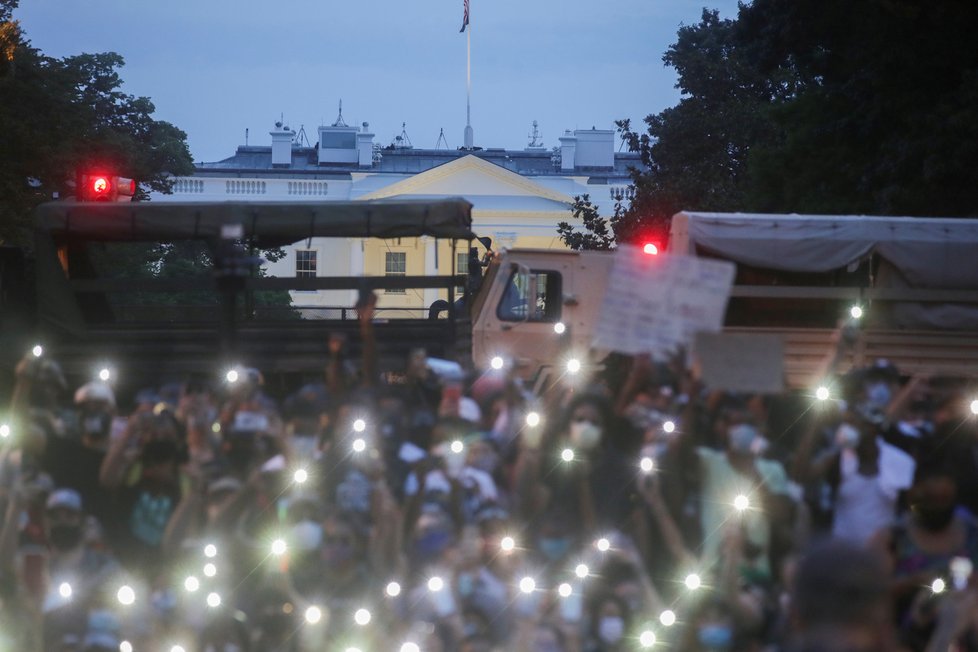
[2,303,978,652]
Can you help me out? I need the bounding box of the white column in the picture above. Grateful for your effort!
[423,237,438,309]
[349,238,364,305]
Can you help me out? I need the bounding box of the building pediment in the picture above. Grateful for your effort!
[356,155,575,205]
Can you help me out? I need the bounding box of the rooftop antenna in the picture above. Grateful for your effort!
[435,128,449,150]
[294,124,311,147]
[394,122,413,149]
[333,100,347,127]
[526,120,544,149]
[245,128,249,146]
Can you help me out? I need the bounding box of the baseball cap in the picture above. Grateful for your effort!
[46,488,83,513]
[207,476,243,498]
[459,397,482,424]
[74,382,116,408]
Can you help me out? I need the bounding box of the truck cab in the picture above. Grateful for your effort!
[471,248,614,382]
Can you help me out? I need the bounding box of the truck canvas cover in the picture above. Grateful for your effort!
[32,197,475,337]
[670,212,978,287]
[670,211,978,329]
[35,197,476,245]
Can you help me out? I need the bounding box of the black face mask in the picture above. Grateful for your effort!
[914,505,956,531]
[225,434,256,472]
[49,524,83,550]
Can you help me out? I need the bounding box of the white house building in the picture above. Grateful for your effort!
[153,114,642,315]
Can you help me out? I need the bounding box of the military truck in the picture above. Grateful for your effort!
[470,212,978,388]
[3,198,476,398]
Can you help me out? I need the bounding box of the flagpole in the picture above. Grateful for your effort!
[463,2,474,149]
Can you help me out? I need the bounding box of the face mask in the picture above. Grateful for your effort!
[225,438,255,472]
[598,616,624,644]
[728,425,761,455]
[470,452,499,474]
[619,592,643,614]
[570,421,602,450]
[413,529,453,563]
[457,572,475,597]
[855,402,886,426]
[836,423,861,448]
[291,520,323,551]
[914,505,956,531]
[82,412,111,438]
[538,537,571,562]
[866,382,892,410]
[697,624,733,649]
[292,435,319,458]
[322,540,355,566]
[49,524,83,551]
[152,588,177,615]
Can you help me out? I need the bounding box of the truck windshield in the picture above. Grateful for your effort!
[496,269,561,322]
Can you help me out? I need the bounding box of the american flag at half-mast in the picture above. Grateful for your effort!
[459,0,470,32]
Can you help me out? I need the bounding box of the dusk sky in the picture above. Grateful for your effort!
[15,1,741,163]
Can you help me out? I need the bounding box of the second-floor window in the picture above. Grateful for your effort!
[296,250,317,278]
[385,251,406,294]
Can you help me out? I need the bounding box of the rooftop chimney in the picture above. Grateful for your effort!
[270,121,294,168]
[572,127,614,168]
[558,130,577,171]
[357,122,375,167]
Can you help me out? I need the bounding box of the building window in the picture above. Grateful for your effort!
[497,269,562,322]
[295,250,317,278]
[321,132,356,149]
[385,251,406,294]
[456,251,469,294]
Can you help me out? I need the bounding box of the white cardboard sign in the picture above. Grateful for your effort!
[592,246,735,358]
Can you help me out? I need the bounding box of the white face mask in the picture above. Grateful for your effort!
[836,422,861,448]
[866,382,893,410]
[570,421,602,450]
[290,520,323,551]
[728,425,767,455]
[598,616,625,644]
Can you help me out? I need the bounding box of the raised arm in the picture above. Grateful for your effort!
[99,412,146,489]
[791,411,839,484]
[637,472,697,569]
[0,484,24,580]
[357,291,378,388]
[161,465,207,558]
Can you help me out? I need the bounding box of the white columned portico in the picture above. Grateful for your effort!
[423,236,438,309]
[349,238,364,305]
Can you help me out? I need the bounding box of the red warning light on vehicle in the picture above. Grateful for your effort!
[92,177,109,194]
[77,173,137,201]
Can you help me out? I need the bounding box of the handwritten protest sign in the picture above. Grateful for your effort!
[592,246,735,358]
[694,332,785,393]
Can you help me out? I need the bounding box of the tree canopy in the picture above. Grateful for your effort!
[0,0,194,248]
[561,1,978,250]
